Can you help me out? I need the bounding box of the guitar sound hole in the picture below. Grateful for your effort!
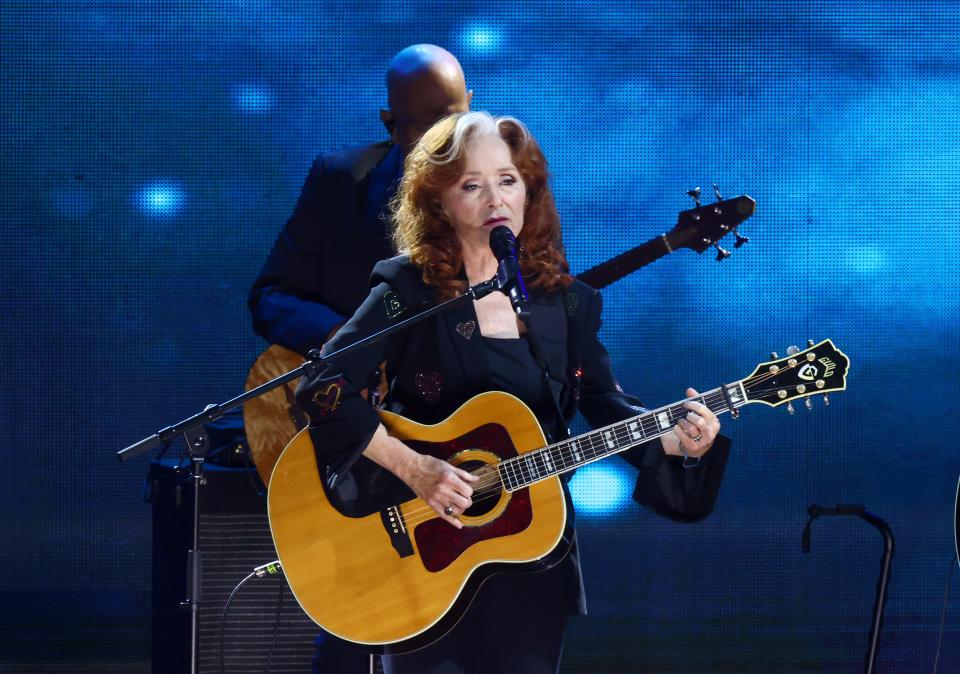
[458,459,502,518]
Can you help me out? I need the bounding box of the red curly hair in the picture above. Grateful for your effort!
[391,112,572,300]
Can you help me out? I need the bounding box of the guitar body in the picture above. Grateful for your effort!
[244,344,308,487]
[267,391,572,653]
[267,338,850,653]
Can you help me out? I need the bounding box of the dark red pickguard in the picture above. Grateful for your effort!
[406,423,532,573]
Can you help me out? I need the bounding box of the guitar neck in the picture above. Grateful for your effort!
[497,382,747,491]
[576,236,672,289]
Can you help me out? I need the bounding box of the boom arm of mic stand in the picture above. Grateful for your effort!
[117,277,499,463]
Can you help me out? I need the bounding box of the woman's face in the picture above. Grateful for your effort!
[438,134,527,249]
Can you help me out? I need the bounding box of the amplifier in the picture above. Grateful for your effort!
[150,457,323,673]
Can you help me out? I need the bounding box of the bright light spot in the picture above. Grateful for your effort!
[843,246,888,273]
[460,25,503,54]
[232,84,276,114]
[569,462,633,516]
[135,181,186,217]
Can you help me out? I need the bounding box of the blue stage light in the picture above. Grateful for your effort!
[232,84,276,114]
[135,181,186,217]
[569,462,633,516]
[843,246,888,273]
[460,24,503,54]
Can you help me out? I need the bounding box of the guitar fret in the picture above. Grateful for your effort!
[539,451,549,476]
[510,456,524,489]
[552,444,567,471]
[499,387,740,491]
[496,462,508,490]
[525,454,539,481]
[505,460,519,491]
[542,448,554,473]
[589,432,603,458]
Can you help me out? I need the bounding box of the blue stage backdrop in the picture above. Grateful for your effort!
[2,1,958,672]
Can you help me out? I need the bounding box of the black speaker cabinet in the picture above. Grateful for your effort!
[150,458,319,673]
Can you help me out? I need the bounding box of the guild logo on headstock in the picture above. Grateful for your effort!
[798,364,818,381]
[818,357,837,378]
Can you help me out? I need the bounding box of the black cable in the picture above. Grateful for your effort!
[220,570,257,674]
[932,555,956,674]
[264,576,286,673]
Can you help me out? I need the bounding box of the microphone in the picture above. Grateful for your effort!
[488,226,531,318]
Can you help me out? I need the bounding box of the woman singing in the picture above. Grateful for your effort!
[293,111,731,673]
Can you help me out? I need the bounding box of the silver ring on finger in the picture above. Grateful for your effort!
[443,505,454,516]
[692,433,703,442]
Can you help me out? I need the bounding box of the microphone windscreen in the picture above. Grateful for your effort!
[488,225,518,261]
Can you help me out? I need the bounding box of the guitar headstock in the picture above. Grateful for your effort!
[739,339,850,410]
[669,186,756,261]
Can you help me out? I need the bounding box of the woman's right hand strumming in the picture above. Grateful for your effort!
[398,452,479,529]
[362,424,479,529]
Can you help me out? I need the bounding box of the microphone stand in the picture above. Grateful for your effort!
[117,276,502,674]
[802,504,895,674]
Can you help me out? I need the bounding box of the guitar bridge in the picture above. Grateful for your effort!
[380,505,414,558]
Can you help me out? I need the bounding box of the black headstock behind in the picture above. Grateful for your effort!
[670,187,756,260]
[575,185,756,290]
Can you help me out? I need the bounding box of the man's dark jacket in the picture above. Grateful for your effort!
[249,141,403,355]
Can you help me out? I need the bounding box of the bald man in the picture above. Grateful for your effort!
[250,45,472,354]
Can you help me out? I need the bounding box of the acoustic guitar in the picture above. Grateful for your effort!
[268,338,847,653]
[245,194,757,486]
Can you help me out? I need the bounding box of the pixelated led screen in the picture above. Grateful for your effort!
[1,2,958,671]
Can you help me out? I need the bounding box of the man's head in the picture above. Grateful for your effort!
[380,44,473,153]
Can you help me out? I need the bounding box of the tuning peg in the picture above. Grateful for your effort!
[787,402,795,414]
[734,230,749,248]
[770,352,779,359]
[712,183,723,201]
[687,187,702,208]
[804,397,813,410]
[714,242,731,261]
[786,345,800,355]
[822,394,830,406]
[807,339,815,347]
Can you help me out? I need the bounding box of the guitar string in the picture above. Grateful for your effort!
[397,359,816,527]
[397,381,815,528]
[396,358,825,527]
[398,388,736,527]
[396,366,804,526]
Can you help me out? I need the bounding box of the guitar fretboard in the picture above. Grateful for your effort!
[496,382,746,491]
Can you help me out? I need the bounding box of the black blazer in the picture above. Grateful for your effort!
[295,256,731,616]
[249,141,403,355]
[297,255,730,523]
